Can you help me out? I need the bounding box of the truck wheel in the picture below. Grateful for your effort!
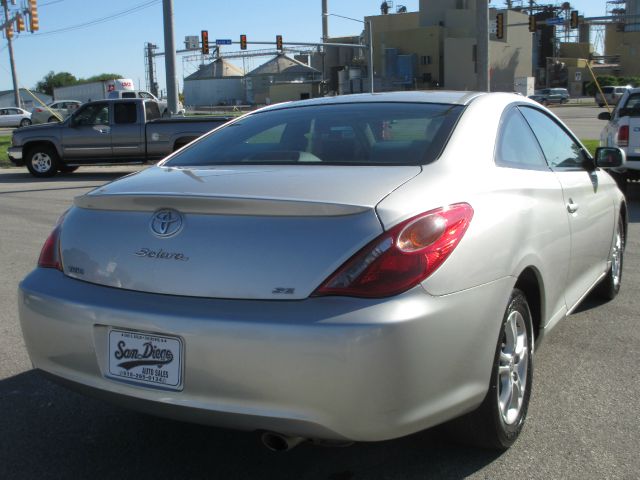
[26,145,59,178]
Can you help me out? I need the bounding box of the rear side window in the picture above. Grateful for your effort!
[166,102,463,167]
[144,101,161,120]
[495,108,548,170]
[520,106,586,170]
[114,102,137,124]
[122,92,136,99]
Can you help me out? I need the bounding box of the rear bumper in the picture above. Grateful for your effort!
[19,269,511,441]
[8,146,23,165]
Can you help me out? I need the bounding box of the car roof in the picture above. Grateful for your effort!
[258,90,488,112]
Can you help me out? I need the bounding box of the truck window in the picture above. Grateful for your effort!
[74,103,109,126]
[114,102,137,124]
[122,92,136,99]
[144,101,161,121]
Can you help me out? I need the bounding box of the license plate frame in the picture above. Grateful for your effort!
[107,328,184,391]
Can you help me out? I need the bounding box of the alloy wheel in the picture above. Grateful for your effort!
[497,310,529,425]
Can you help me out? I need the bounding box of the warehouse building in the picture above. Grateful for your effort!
[183,58,244,107]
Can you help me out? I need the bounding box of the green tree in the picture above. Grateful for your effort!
[34,71,77,96]
[81,73,124,83]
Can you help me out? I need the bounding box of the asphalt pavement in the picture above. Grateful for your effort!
[1,134,638,478]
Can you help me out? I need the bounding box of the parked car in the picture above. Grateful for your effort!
[19,92,626,452]
[0,107,31,127]
[9,99,231,177]
[595,85,631,108]
[31,100,82,124]
[599,87,640,182]
[528,88,570,106]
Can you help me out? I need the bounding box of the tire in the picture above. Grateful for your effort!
[47,116,60,123]
[595,215,624,301]
[58,165,79,174]
[446,289,534,450]
[19,118,32,127]
[25,145,59,178]
[598,103,605,108]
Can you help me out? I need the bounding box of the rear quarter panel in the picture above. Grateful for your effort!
[376,94,571,329]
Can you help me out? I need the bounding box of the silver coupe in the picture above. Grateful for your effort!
[19,91,626,451]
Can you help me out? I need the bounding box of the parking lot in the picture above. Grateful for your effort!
[1,106,639,479]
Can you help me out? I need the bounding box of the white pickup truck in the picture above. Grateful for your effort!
[599,87,640,182]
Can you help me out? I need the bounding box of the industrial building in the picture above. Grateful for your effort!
[245,54,322,104]
[0,89,51,109]
[183,58,244,107]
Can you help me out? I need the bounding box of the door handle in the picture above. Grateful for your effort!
[97,128,110,134]
[567,199,579,214]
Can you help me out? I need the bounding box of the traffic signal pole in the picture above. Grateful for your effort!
[2,0,21,108]
[162,0,179,114]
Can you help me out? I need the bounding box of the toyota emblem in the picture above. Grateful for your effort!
[150,209,183,238]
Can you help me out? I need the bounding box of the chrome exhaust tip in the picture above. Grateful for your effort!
[260,431,305,452]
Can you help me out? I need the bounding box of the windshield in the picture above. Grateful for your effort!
[165,102,463,167]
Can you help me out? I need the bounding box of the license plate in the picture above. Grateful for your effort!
[107,328,183,390]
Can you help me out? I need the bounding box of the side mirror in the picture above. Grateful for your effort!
[597,112,611,121]
[595,147,626,169]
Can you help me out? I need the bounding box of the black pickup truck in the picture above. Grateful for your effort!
[8,99,232,177]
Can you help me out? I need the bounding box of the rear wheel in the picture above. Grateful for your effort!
[595,215,624,300]
[446,289,534,449]
[47,116,60,123]
[25,145,59,178]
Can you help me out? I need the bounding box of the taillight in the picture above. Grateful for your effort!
[618,126,629,147]
[313,203,473,298]
[38,211,68,270]
[34,108,43,113]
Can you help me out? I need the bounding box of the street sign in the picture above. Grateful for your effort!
[546,17,564,26]
[216,39,232,45]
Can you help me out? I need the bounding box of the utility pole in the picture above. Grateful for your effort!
[476,0,490,92]
[162,0,179,114]
[2,0,21,108]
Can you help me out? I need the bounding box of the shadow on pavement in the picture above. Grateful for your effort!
[0,169,143,185]
[0,371,502,480]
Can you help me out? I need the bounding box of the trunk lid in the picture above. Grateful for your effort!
[61,165,420,299]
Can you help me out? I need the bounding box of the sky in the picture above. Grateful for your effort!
[1,0,611,95]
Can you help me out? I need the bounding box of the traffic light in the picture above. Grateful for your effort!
[276,34,283,51]
[6,23,13,40]
[528,15,536,32]
[16,13,25,33]
[570,10,579,29]
[201,30,209,55]
[240,34,247,50]
[28,0,38,32]
[496,13,504,39]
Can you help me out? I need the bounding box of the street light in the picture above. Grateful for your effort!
[323,13,375,93]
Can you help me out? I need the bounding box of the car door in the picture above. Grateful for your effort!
[110,101,144,159]
[5,108,21,126]
[520,106,615,311]
[61,102,113,160]
[0,109,8,127]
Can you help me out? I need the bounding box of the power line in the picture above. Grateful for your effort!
[22,0,160,37]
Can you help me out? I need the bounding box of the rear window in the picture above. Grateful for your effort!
[602,87,614,94]
[165,102,463,167]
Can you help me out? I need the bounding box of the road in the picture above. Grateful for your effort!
[552,105,609,140]
[1,119,638,479]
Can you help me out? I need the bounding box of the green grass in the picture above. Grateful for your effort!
[0,135,11,168]
[581,139,599,157]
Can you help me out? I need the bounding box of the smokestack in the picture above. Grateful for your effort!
[322,0,329,42]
